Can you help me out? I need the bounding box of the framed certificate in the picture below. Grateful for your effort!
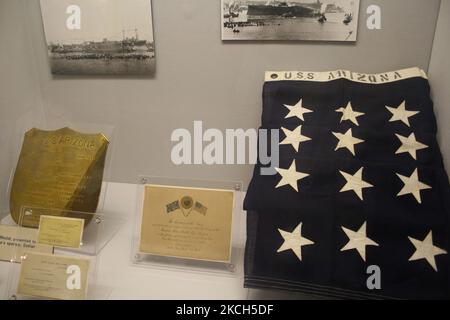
[132,177,244,274]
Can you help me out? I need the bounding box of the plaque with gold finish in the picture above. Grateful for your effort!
[10,127,109,228]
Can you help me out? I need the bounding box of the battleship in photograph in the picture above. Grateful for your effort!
[40,0,155,75]
[221,0,360,41]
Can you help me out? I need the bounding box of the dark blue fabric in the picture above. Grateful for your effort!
[244,75,450,299]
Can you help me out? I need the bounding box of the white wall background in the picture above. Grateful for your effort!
[0,0,446,214]
[0,0,45,215]
[429,0,450,171]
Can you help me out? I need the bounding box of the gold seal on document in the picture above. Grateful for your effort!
[180,196,194,209]
[9,127,109,228]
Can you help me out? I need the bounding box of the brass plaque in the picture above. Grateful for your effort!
[10,127,109,228]
[140,185,234,263]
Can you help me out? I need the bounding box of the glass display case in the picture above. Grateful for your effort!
[0,0,449,301]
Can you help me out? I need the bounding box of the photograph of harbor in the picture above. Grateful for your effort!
[40,0,155,75]
[222,0,360,41]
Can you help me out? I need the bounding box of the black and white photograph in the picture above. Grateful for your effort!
[40,0,155,75]
[221,0,360,41]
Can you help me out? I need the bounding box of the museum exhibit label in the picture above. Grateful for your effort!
[17,252,90,300]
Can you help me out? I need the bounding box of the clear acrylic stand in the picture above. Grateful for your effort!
[0,114,121,300]
[1,115,120,249]
[3,206,119,300]
[131,176,245,277]
[16,206,124,256]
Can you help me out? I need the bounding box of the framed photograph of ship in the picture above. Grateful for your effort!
[40,0,155,75]
[221,0,360,41]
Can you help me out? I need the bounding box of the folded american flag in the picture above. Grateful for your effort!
[244,68,450,299]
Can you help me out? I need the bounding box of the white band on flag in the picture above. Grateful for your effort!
[265,67,428,84]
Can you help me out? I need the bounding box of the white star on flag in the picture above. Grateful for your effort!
[396,168,431,204]
[339,167,374,201]
[333,128,364,156]
[341,222,379,262]
[280,126,312,152]
[277,222,314,261]
[409,231,447,272]
[395,133,428,160]
[386,101,419,127]
[275,160,310,192]
[284,99,313,121]
[336,102,365,126]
